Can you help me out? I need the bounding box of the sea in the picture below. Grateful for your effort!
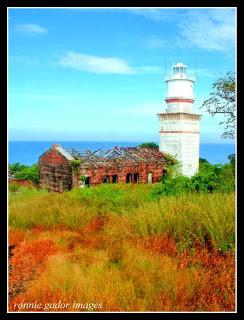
[8,141,236,166]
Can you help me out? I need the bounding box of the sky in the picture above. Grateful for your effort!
[8,7,236,143]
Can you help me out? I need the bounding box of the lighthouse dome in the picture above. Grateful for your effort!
[173,62,187,75]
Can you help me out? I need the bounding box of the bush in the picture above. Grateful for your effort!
[14,164,39,184]
[9,162,28,175]
[138,142,158,149]
[152,154,235,197]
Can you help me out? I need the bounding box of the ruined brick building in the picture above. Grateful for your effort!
[39,144,167,192]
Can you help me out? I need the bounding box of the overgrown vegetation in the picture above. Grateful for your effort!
[71,159,82,173]
[153,154,235,196]
[138,142,159,149]
[8,155,235,312]
[9,163,39,184]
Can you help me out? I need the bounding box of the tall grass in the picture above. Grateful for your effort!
[123,193,235,252]
[9,184,235,252]
[8,184,235,311]
[9,239,235,311]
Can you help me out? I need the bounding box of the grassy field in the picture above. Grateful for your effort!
[8,183,235,312]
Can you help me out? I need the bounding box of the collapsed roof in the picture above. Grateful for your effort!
[63,146,166,166]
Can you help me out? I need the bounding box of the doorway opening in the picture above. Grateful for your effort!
[102,175,110,184]
[133,173,139,183]
[85,176,90,187]
[126,173,132,183]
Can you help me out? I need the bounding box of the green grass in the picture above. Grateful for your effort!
[9,183,235,253]
[8,183,235,311]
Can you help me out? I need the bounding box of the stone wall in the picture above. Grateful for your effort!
[73,160,165,187]
[39,147,166,191]
[39,149,72,192]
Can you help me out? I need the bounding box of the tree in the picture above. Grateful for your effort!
[9,162,28,175]
[227,154,235,166]
[138,142,159,149]
[201,72,236,139]
[199,158,210,164]
[14,164,39,184]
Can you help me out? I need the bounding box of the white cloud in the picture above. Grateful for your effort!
[59,51,135,74]
[129,9,167,21]
[59,51,163,75]
[130,8,236,53]
[15,23,47,34]
[129,8,188,22]
[176,9,236,52]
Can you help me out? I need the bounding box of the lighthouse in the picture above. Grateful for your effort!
[158,62,201,177]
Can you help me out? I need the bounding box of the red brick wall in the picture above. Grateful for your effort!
[39,149,69,165]
[39,148,166,191]
[77,161,165,186]
[39,149,72,192]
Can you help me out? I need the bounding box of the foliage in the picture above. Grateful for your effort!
[153,154,235,197]
[80,175,87,182]
[14,164,39,184]
[228,154,235,166]
[201,72,236,139]
[71,159,81,173]
[161,153,181,180]
[199,158,210,164]
[9,183,234,253]
[9,162,28,175]
[138,142,159,149]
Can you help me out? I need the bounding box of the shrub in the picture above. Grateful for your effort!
[138,142,158,149]
[71,159,81,173]
[9,162,28,175]
[153,154,235,197]
[14,164,39,184]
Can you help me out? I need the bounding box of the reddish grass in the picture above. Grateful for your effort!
[9,229,26,246]
[9,179,34,187]
[9,238,57,304]
[143,235,178,256]
[8,225,235,312]
[82,216,107,234]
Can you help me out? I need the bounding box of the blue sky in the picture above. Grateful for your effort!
[8,8,236,143]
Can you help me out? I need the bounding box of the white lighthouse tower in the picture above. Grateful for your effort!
[158,62,201,177]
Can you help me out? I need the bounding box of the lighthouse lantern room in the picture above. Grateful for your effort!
[158,62,201,177]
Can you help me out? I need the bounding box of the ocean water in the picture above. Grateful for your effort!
[8,141,235,166]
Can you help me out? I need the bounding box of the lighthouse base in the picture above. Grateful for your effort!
[158,112,201,177]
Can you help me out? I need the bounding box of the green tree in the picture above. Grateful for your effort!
[9,162,28,175]
[138,142,159,149]
[14,164,39,184]
[199,158,210,164]
[228,154,235,166]
[201,72,236,139]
